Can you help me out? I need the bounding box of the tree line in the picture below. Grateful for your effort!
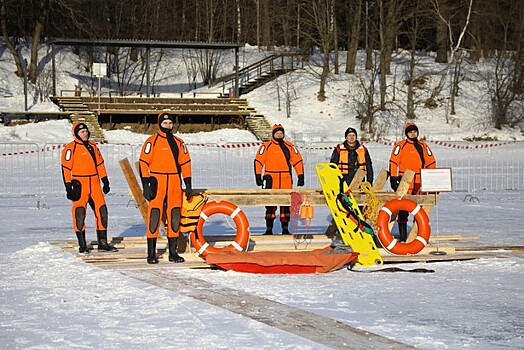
[1,0,523,131]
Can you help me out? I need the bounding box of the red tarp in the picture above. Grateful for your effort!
[204,246,359,274]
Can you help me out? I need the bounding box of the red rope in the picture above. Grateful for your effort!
[290,192,303,234]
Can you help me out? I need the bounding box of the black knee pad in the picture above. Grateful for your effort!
[170,207,180,232]
[262,175,273,189]
[99,204,108,229]
[74,207,86,231]
[149,177,158,200]
[149,208,161,233]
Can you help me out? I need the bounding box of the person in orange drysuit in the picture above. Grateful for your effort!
[389,122,436,241]
[254,124,304,235]
[61,122,117,253]
[139,113,192,264]
[330,127,373,186]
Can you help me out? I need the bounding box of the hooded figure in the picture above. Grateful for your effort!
[404,123,419,139]
[272,124,285,140]
[61,122,117,253]
[254,124,305,235]
[73,122,91,141]
[139,112,192,264]
[388,122,436,241]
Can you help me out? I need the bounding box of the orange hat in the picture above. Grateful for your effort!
[272,124,285,138]
[404,123,418,136]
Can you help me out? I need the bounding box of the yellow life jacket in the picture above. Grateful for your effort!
[179,192,208,233]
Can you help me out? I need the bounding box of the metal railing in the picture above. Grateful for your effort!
[1,141,523,208]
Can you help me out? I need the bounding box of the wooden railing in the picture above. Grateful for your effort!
[212,53,304,95]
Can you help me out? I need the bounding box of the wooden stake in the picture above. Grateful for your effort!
[119,158,148,223]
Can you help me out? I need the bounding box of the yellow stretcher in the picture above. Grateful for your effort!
[315,163,383,266]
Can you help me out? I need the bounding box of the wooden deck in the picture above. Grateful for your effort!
[50,95,258,129]
[1,111,70,126]
[51,235,522,268]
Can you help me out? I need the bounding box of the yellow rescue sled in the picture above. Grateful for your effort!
[315,163,383,266]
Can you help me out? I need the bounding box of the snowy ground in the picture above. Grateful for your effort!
[1,125,523,349]
[0,45,523,349]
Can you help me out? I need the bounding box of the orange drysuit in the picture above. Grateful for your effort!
[139,119,192,239]
[61,123,109,233]
[254,127,304,223]
[389,138,436,194]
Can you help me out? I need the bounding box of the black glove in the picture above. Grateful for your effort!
[255,174,263,187]
[101,177,110,194]
[65,180,81,201]
[141,177,151,201]
[297,174,305,187]
[390,176,401,191]
[184,177,193,200]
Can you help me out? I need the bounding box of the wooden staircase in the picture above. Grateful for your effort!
[246,114,273,141]
[52,97,106,142]
[213,54,303,97]
[239,68,293,95]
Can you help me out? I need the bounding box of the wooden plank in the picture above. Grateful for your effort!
[86,102,241,111]
[119,158,148,222]
[92,109,251,116]
[81,97,243,105]
[395,169,415,196]
[123,269,418,349]
[348,168,366,191]
[373,169,388,191]
[203,189,438,207]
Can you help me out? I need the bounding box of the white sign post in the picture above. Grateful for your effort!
[420,168,453,192]
[420,167,453,256]
[92,63,107,113]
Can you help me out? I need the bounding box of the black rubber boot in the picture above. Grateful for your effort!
[168,237,185,263]
[281,222,290,235]
[147,238,159,264]
[398,223,408,242]
[96,230,118,252]
[75,231,90,254]
[264,219,274,235]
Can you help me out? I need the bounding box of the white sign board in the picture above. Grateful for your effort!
[421,168,453,192]
[92,63,107,77]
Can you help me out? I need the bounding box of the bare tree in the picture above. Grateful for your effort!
[354,51,381,134]
[344,0,363,74]
[488,1,524,131]
[182,50,200,91]
[433,0,449,63]
[427,0,473,115]
[0,0,24,78]
[274,73,299,118]
[301,0,336,101]
[402,0,434,118]
[378,0,408,110]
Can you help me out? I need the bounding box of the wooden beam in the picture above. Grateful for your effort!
[202,188,438,207]
[395,169,415,196]
[119,158,148,222]
[373,169,388,191]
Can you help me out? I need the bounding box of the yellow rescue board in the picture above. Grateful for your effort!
[315,163,383,266]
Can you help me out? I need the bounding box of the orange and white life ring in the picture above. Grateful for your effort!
[190,200,250,257]
[376,198,431,255]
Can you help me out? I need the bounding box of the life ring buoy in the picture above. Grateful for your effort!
[376,199,431,255]
[190,200,250,257]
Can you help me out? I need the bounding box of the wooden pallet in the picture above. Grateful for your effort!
[50,234,522,269]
